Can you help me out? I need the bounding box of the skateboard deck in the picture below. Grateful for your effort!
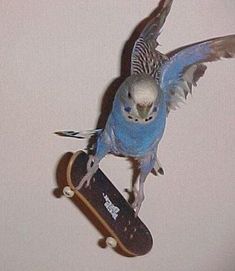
[64,151,153,256]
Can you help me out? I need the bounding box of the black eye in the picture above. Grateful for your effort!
[153,106,157,112]
[128,92,131,99]
[124,106,131,113]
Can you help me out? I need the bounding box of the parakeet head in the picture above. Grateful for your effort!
[117,74,161,123]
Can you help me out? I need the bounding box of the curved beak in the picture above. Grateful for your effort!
[136,103,152,119]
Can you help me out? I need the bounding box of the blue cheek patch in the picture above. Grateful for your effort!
[124,106,131,113]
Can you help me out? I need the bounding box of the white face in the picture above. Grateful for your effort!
[132,79,158,106]
[119,75,160,123]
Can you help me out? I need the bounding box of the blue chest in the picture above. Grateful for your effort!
[107,99,167,157]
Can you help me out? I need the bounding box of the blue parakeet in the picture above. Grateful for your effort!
[58,0,235,215]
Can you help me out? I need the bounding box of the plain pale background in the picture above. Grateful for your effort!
[1,1,235,270]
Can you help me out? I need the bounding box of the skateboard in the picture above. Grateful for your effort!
[63,151,153,256]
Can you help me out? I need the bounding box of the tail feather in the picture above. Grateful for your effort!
[55,129,102,139]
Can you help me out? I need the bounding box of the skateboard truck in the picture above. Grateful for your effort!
[63,186,75,198]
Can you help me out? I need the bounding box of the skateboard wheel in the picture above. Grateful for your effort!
[63,186,75,198]
[105,237,117,248]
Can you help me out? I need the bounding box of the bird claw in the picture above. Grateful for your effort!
[76,173,92,190]
[152,166,164,176]
[158,167,164,175]
[151,157,164,176]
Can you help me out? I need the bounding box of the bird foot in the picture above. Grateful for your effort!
[152,158,164,176]
[132,186,145,217]
[75,155,99,190]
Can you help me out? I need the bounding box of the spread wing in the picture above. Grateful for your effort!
[131,0,173,79]
[160,35,235,112]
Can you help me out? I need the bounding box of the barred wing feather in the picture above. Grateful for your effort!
[131,0,173,78]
